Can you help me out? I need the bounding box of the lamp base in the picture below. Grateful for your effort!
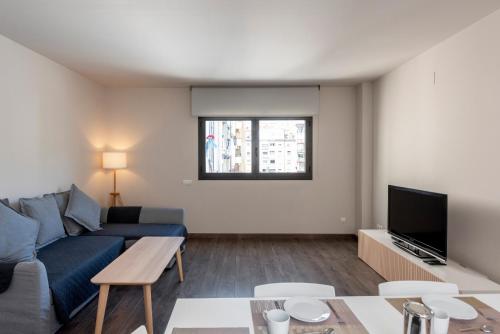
[109,192,121,207]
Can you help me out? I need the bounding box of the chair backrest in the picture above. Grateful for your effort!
[254,283,336,298]
[130,325,147,334]
[378,281,459,296]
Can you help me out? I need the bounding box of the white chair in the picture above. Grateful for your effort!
[254,282,336,298]
[130,326,147,334]
[378,281,459,296]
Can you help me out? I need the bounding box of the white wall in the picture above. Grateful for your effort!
[104,86,358,234]
[372,9,500,282]
[0,35,107,204]
[0,32,359,234]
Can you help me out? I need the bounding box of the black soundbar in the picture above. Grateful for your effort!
[392,238,447,265]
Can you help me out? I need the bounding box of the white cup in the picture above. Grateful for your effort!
[431,309,450,334]
[263,309,290,334]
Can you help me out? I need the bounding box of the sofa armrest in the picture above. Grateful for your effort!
[100,207,109,223]
[139,207,185,225]
[0,260,53,333]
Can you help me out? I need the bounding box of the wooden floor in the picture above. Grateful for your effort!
[59,236,385,334]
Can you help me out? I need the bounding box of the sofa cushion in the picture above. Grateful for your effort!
[20,196,67,249]
[0,201,39,263]
[45,192,86,236]
[107,206,142,224]
[37,236,124,323]
[84,223,188,240]
[65,184,101,231]
[0,203,40,263]
[139,207,184,225]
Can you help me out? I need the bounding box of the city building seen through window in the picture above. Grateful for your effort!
[198,117,312,180]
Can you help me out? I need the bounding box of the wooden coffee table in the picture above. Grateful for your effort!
[91,236,185,334]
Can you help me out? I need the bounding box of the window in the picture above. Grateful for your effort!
[199,117,312,180]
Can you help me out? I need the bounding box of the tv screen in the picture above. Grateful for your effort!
[388,185,448,260]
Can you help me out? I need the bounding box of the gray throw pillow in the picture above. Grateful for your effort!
[65,184,101,231]
[0,201,39,263]
[0,198,9,206]
[44,192,85,236]
[20,196,67,249]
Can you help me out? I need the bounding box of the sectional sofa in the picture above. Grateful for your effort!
[0,186,187,334]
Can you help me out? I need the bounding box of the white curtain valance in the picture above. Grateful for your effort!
[191,87,320,117]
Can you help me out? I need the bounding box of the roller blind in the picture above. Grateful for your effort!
[191,87,319,117]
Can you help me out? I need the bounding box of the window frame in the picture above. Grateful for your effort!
[198,116,313,180]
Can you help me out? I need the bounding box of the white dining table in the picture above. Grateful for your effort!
[165,294,500,334]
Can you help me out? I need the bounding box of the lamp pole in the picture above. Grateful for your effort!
[111,169,119,207]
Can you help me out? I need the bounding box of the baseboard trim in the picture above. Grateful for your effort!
[188,233,357,240]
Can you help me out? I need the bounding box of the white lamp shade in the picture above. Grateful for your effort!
[102,152,127,169]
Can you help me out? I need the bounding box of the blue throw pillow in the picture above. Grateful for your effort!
[0,201,39,263]
[20,196,67,249]
[44,192,85,236]
[65,184,101,231]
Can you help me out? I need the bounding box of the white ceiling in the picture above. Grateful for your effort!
[0,0,499,87]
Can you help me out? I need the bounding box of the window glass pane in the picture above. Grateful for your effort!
[205,120,252,173]
[259,120,306,173]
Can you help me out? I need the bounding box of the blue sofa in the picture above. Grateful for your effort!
[0,207,187,334]
[37,236,124,324]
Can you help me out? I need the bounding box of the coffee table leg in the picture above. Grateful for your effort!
[143,284,153,334]
[176,248,184,282]
[95,284,110,334]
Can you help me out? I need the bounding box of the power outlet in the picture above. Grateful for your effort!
[340,217,347,223]
[376,224,384,230]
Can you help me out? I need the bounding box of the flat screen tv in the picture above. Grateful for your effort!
[388,185,448,261]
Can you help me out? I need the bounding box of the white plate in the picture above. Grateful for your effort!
[283,297,331,323]
[422,295,478,320]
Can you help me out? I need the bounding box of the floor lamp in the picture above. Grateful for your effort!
[102,152,127,207]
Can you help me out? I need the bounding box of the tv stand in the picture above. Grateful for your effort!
[358,229,500,293]
[392,239,435,259]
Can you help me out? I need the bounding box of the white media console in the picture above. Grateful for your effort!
[358,229,500,293]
